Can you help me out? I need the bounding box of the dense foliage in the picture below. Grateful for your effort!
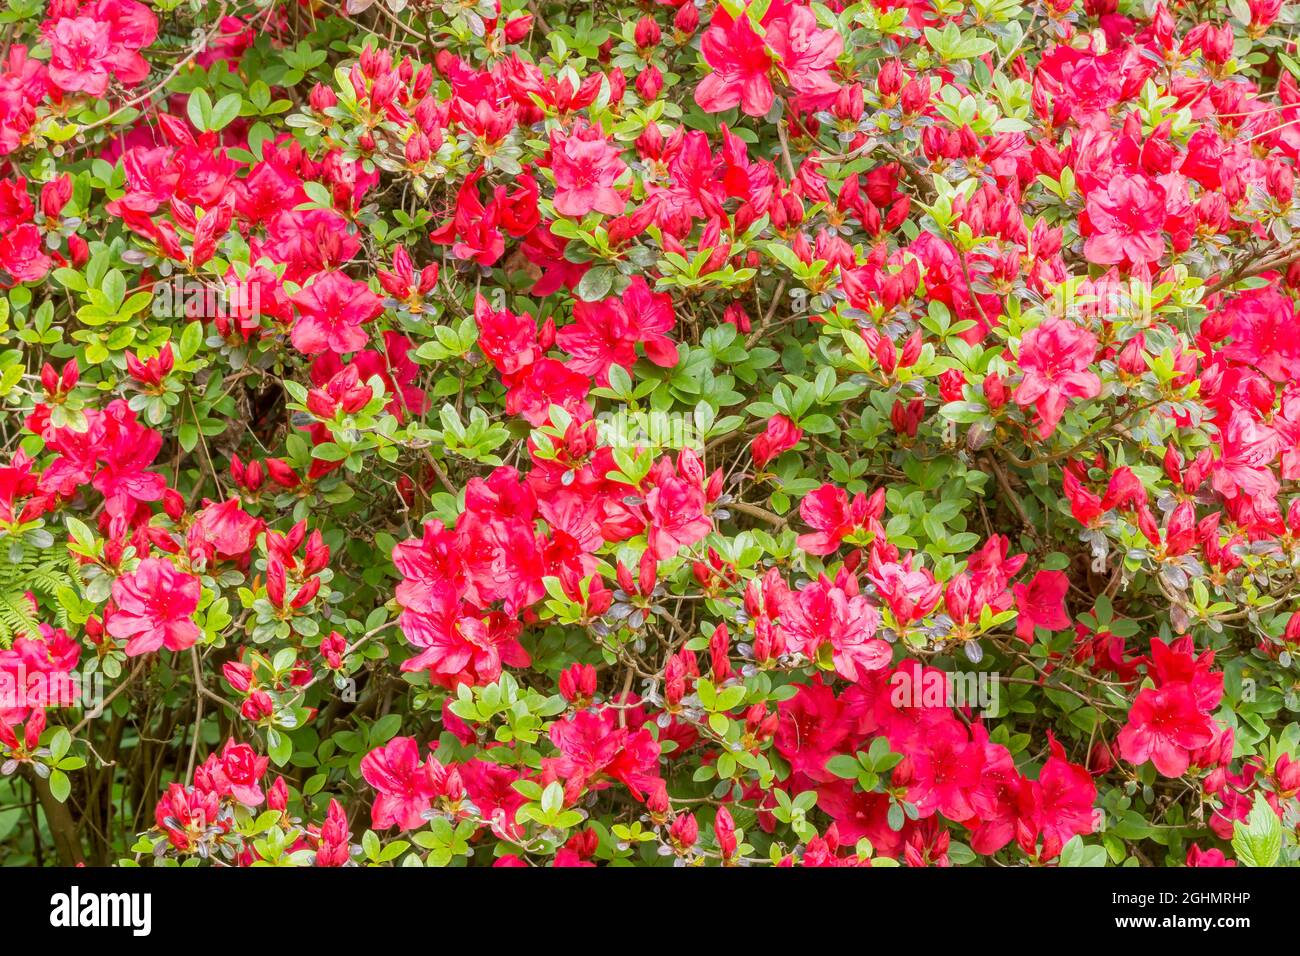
[2,0,1300,869]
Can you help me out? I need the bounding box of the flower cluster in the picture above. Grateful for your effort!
[2,0,1300,870]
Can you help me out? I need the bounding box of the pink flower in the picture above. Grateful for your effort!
[360,737,437,830]
[214,740,269,807]
[1012,319,1100,438]
[1217,288,1300,383]
[45,17,114,96]
[1082,173,1166,266]
[797,484,856,556]
[545,708,662,800]
[1011,570,1070,641]
[781,576,890,682]
[550,123,627,218]
[474,294,542,376]
[646,474,711,560]
[43,0,157,95]
[694,8,775,116]
[290,271,384,356]
[695,0,843,117]
[0,223,52,283]
[866,555,942,626]
[106,558,202,656]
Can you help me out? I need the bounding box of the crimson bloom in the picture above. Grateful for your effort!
[645,473,711,560]
[360,736,437,830]
[556,277,678,386]
[1117,683,1217,777]
[695,0,843,117]
[751,414,803,468]
[1011,570,1070,641]
[781,576,890,682]
[550,123,627,218]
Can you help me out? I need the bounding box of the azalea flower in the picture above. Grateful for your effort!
[1011,570,1070,641]
[556,277,678,386]
[1013,319,1101,438]
[1082,173,1166,266]
[360,737,437,830]
[106,558,202,656]
[645,473,711,559]
[751,414,803,468]
[290,271,384,355]
[1117,684,1217,777]
[550,123,627,217]
[781,576,890,682]
[695,0,843,117]
[545,707,662,801]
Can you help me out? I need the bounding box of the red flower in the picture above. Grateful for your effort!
[1012,570,1070,641]
[474,295,542,376]
[695,0,842,117]
[556,277,678,386]
[187,498,264,565]
[645,473,711,560]
[774,679,853,782]
[1013,319,1100,438]
[545,707,662,801]
[0,223,51,284]
[1217,288,1300,383]
[43,0,157,96]
[796,484,883,555]
[907,721,983,822]
[106,558,201,656]
[1117,684,1217,777]
[45,17,114,96]
[214,740,269,807]
[1186,844,1236,867]
[751,414,803,468]
[290,271,383,355]
[1032,735,1098,850]
[781,576,890,682]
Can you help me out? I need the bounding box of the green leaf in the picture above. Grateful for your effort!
[48,770,71,803]
[1232,793,1283,867]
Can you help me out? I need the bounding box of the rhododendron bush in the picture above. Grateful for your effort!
[4,0,1300,871]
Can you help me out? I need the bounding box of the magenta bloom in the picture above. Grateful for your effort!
[695,0,842,117]
[107,558,202,656]
[1012,319,1100,438]
[1083,173,1166,266]
[646,475,711,559]
[550,123,627,218]
[556,277,678,386]
[360,736,436,830]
